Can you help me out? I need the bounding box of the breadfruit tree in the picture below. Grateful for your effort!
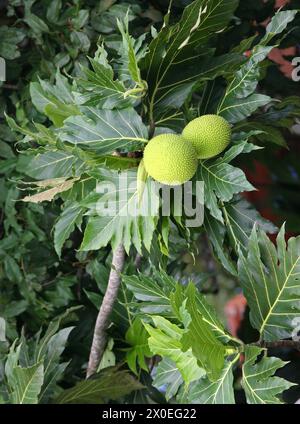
[1,0,300,405]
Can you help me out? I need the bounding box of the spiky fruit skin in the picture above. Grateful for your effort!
[182,114,231,159]
[143,134,198,185]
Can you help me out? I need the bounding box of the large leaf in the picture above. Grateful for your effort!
[10,309,78,404]
[261,10,298,45]
[26,151,85,180]
[124,270,234,343]
[204,211,237,276]
[6,116,58,147]
[187,356,238,404]
[54,201,84,257]
[222,43,281,121]
[154,109,186,133]
[142,0,239,110]
[222,196,277,254]
[27,307,80,367]
[197,142,255,223]
[80,169,159,253]
[190,277,235,346]
[60,107,148,154]
[122,270,176,316]
[152,358,183,401]
[62,176,96,201]
[125,318,151,375]
[76,46,134,109]
[0,26,25,59]
[24,2,49,36]
[117,17,147,87]
[218,94,271,124]
[173,283,227,380]
[144,279,238,385]
[55,367,143,404]
[38,327,74,403]
[5,343,44,405]
[238,225,300,341]
[30,71,79,127]
[10,362,44,404]
[154,53,242,112]
[205,196,277,277]
[217,10,298,123]
[241,346,294,404]
[144,316,205,385]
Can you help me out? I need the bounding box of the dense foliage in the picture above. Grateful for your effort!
[1,0,300,404]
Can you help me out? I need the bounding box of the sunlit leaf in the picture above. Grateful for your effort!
[125,318,151,375]
[144,316,205,385]
[197,142,256,223]
[60,107,148,154]
[238,225,300,341]
[152,358,183,401]
[242,346,294,404]
[80,169,159,253]
[187,356,238,404]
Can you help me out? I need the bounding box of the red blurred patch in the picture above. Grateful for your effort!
[245,160,272,186]
[258,0,295,78]
[275,0,290,8]
[225,294,247,337]
[243,160,297,240]
[268,47,296,79]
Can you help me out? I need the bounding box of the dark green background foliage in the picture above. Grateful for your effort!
[0,0,300,404]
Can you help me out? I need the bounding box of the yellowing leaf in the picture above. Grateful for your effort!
[22,178,78,203]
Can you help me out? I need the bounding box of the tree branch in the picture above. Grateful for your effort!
[1,83,19,90]
[148,119,155,139]
[134,253,143,270]
[201,234,219,294]
[253,340,300,351]
[86,245,126,378]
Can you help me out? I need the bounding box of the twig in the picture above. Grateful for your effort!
[134,253,143,270]
[2,84,19,90]
[86,245,126,378]
[253,340,300,351]
[148,119,155,139]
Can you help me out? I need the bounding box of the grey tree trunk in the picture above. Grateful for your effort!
[86,245,126,378]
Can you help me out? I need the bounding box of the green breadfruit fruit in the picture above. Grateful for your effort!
[182,114,231,159]
[143,133,198,185]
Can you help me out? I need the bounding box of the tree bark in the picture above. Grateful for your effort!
[134,253,143,270]
[86,245,126,378]
[253,340,300,351]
